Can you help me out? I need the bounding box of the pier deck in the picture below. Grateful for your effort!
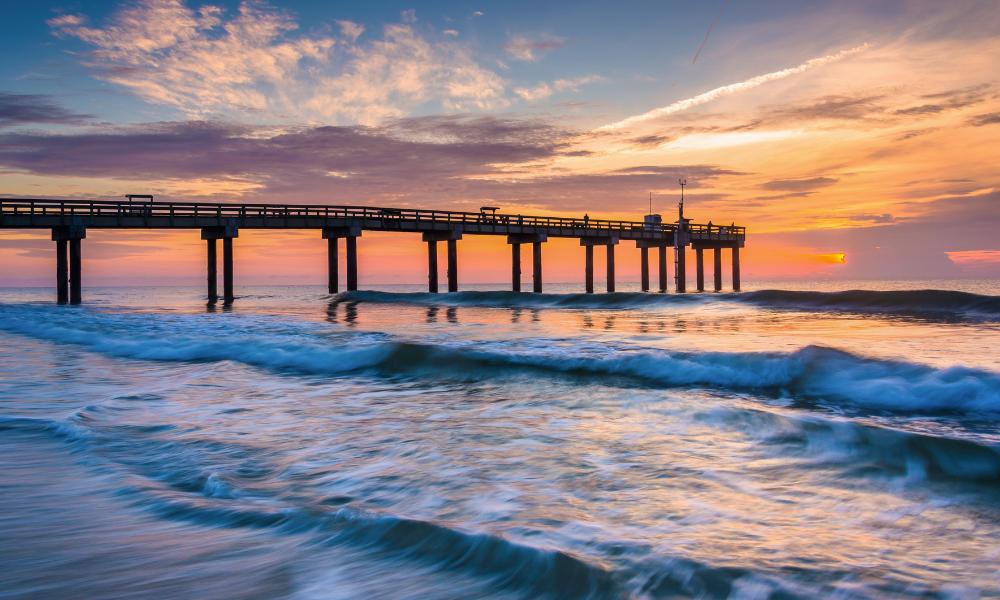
[1,198,746,304]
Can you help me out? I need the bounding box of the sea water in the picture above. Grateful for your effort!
[1,280,998,599]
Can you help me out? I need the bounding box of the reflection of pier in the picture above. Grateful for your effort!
[1,198,746,304]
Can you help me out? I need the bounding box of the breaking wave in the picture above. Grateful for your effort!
[1,305,997,414]
[336,288,1000,319]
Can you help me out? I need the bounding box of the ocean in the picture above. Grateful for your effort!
[1,280,998,599]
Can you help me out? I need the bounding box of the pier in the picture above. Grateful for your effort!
[0,198,746,304]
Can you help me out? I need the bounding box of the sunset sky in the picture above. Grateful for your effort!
[1,0,998,286]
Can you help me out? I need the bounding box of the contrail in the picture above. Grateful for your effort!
[692,0,727,65]
[599,43,870,131]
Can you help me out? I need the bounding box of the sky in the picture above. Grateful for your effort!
[0,0,998,286]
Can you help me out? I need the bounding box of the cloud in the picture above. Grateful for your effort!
[894,83,992,116]
[599,43,871,131]
[504,33,566,62]
[766,94,885,122]
[0,92,91,128]
[49,0,506,125]
[513,75,603,102]
[0,117,740,210]
[969,112,1000,126]
[762,176,838,191]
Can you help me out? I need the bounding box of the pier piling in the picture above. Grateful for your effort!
[696,248,705,292]
[533,242,543,293]
[55,239,68,305]
[207,238,218,303]
[714,248,722,292]
[732,247,741,292]
[640,247,649,292]
[658,246,668,293]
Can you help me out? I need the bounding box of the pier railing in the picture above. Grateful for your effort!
[0,198,746,238]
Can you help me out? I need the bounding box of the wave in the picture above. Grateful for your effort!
[740,289,1000,319]
[334,288,1000,320]
[0,413,619,599]
[1,306,998,414]
[337,289,707,309]
[699,407,1000,484]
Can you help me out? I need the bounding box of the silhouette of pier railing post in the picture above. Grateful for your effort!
[0,198,745,304]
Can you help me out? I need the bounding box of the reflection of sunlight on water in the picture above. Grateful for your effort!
[0,282,999,597]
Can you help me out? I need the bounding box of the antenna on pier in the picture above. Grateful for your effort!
[649,191,653,216]
[678,178,687,228]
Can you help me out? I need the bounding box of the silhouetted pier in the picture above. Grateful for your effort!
[0,198,746,304]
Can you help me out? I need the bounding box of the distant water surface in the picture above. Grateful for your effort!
[1,279,999,599]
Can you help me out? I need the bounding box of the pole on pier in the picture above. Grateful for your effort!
[658,246,668,293]
[714,248,722,292]
[533,241,543,293]
[346,236,358,291]
[606,244,615,293]
[328,237,339,294]
[427,240,439,293]
[695,248,705,292]
[732,246,741,292]
[584,245,594,293]
[222,237,234,305]
[207,238,218,304]
[511,243,521,292]
[447,239,458,292]
[56,239,68,304]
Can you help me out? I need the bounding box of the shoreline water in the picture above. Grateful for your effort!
[1,282,998,598]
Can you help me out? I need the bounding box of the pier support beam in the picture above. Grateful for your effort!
[324,224,361,292]
[658,246,668,293]
[640,247,649,292]
[695,248,705,292]
[606,244,616,293]
[52,224,85,305]
[732,246,741,292]
[327,237,339,294]
[508,233,547,293]
[223,238,234,304]
[447,240,458,292]
[638,241,670,293]
[714,248,722,292]
[202,222,238,305]
[55,239,68,305]
[675,246,687,293]
[533,241,543,293]
[427,240,439,292]
[207,238,218,303]
[585,246,594,293]
[346,236,358,291]
[423,228,463,293]
[580,236,618,294]
[511,243,521,292]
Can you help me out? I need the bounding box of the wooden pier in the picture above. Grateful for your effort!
[0,198,746,304]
